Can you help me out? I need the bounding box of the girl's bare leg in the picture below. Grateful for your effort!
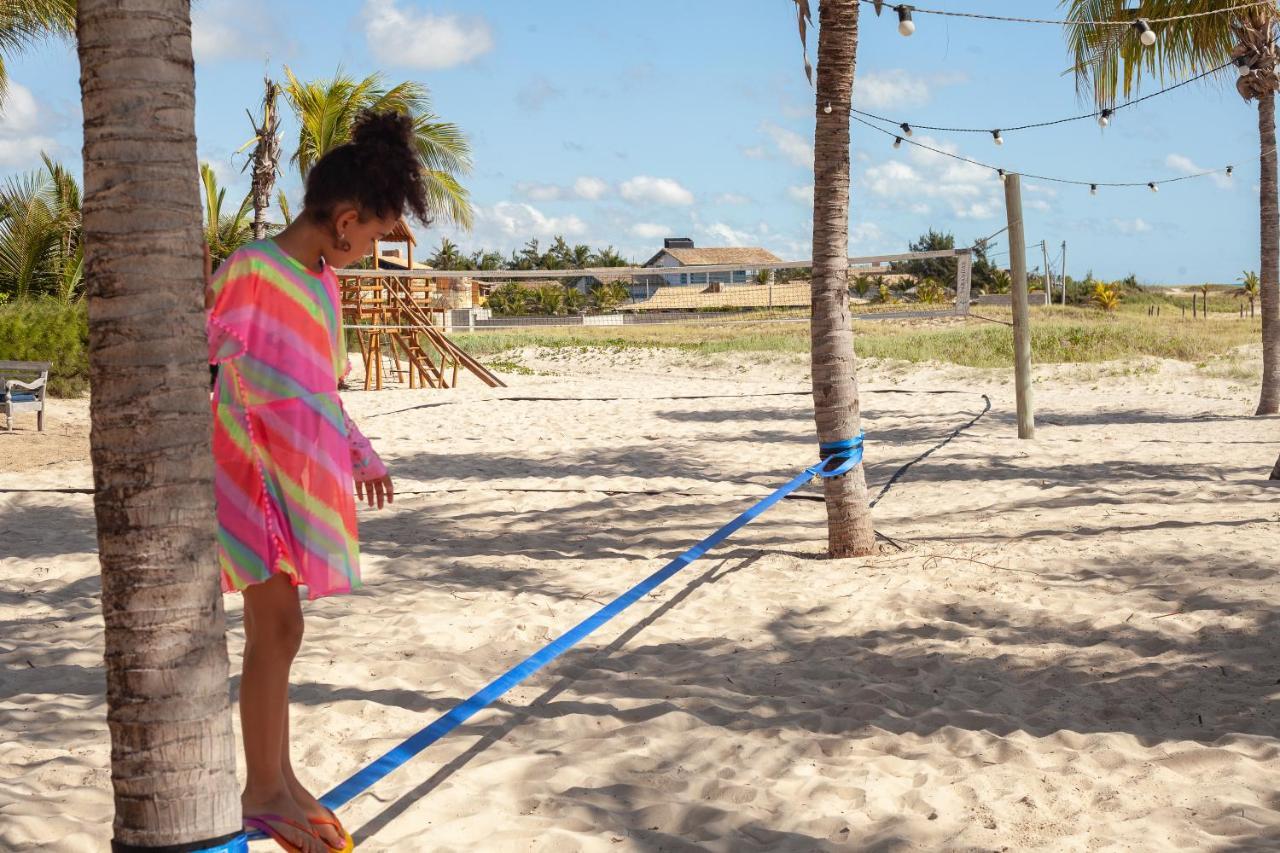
[282,707,344,849]
[240,573,324,853]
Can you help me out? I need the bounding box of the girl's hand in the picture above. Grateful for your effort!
[356,474,394,509]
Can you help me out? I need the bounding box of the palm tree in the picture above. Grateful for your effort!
[591,246,628,267]
[1239,269,1260,315]
[795,0,876,557]
[282,66,474,229]
[0,0,74,102]
[0,154,82,301]
[1063,1,1280,414]
[239,77,282,241]
[77,0,239,847]
[430,236,462,270]
[200,163,253,269]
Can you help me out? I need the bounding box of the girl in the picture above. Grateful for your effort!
[207,110,428,853]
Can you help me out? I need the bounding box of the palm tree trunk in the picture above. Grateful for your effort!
[250,78,280,241]
[77,0,240,848]
[810,0,875,558]
[1257,91,1280,415]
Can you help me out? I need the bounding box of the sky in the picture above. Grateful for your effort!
[2,0,1266,282]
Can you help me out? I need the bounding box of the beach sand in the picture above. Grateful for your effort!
[2,348,1278,851]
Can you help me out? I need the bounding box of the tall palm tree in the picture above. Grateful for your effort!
[794,0,876,557]
[282,66,474,229]
[591,245,628,267]
[77,0,240,847]
[1239,269,1260,314]
[240,77,282,241]
[200,162,253,268]
[1063,1,1280,415]
[430,236,462,270]
[0,0,74,102]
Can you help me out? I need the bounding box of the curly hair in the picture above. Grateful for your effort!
[303,109,430,225]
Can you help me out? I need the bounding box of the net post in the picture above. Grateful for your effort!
[1004,173,1035,440]
[954,248,972,316]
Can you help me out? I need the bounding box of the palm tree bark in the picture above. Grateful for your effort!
[1257,91,1280,415]
[810,0,875,558]
[77,0,240,847]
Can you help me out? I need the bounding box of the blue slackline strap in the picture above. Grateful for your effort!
[290,432,868,819]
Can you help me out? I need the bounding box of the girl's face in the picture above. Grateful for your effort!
[327,206,401,269]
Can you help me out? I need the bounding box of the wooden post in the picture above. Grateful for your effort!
[1004,173,1035,439]
[1041,240,1050,308]
[1060,240,1067,306]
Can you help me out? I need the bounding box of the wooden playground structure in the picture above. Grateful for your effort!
[338,220,503,391]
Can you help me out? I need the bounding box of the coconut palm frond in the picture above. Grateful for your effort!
[792,0,814,84]
[277,190,293,226]
[0,0,75,104]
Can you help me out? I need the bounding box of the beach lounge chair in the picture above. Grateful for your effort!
[0,360,50,432]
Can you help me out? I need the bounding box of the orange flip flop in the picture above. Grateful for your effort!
[244,814,322,853]
[309,809,354,853]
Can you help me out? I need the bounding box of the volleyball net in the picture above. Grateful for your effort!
[337,247,974,334]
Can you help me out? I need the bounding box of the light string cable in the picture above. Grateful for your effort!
[858,0,1276,28]
[852,58,1234,139]
[849,113,1234,190]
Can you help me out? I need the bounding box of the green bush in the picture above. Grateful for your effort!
[0,298,90,396]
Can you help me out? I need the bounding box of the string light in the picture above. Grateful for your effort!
[992,129,1004,146]
[854,113,1232,191]
[1090,184,1098,195]
[860,0,1272,29]
[850,59,1236,143]
[823,102,833,114]
[1134,18,1157,47]
[900,122,913,137]
[897,5,916,36]
[1227,165,1234,177]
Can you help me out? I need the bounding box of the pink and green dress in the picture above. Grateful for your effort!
[207,240,385,599]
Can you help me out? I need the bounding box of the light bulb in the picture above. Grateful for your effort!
[893,136,903,149]
[1227,165,1234,177]
[1135,19,1156,47]
[992,130,1004,146]
[1097,109,1112,129]
[1148,182,1158,193]
[997,169,1006,182]
[1090,184,1098,196]
[900,122,913,137]
[1237,57,1251,77]
[897,6,915,37]
[823,102,832,114]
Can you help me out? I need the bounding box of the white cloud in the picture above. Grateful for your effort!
[630,222,671,240]
[742,145,767,160]
[761,122,813,168]
[619,175,694,206]
[515,182,564,202]
[714,192,752,205]
[1111,217,1152,235]
[854,70,926,109]
[787,184,814,205]
[850,220,886,251]
[192,0,277,61]
[486,201,587,239]
[363,0,493,69]
[703,222,754,245]
[0,83,57,167]
[573,176,609,200]
[1166,153,1233,189]
[0,83,39,133]
[861,134,1002,220]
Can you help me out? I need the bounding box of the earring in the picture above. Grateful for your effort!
[338,232,351,252]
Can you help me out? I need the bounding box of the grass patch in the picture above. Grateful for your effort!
[453,306,1261,369]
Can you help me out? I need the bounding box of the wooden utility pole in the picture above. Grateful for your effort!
[1060,240,1068,306]
[1041,240,1050,308]
[1004,174,1035,439]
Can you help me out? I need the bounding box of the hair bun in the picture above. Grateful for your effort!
[351,109,415,156]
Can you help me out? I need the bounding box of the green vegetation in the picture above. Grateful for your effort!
[455,305,1262,369]
[0,297,88,395]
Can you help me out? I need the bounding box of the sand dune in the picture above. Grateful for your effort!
[2,349,1278,851]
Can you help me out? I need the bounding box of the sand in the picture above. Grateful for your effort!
[2,347,1278,852]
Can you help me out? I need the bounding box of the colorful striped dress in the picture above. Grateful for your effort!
[207,240,385,599]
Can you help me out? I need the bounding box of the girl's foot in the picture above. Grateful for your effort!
[285,777,348,852]
[242,791,326,853]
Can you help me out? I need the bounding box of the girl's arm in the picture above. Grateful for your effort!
[344,407,387,482]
